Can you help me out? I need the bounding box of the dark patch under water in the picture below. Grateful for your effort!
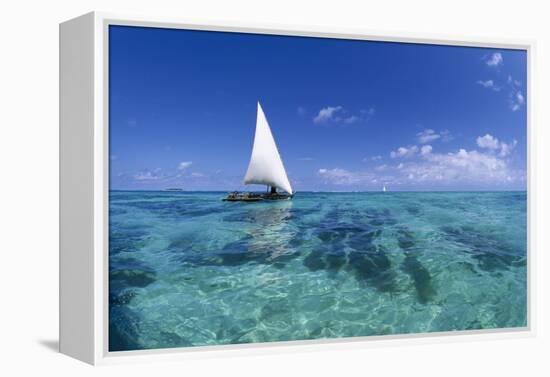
[302,208,397,294]
[396,227,436,304]
[440,224,526,271]
[109,306,141,351]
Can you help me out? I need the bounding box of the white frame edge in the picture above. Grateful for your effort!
[59,11,536,365]
[59,12,96,364]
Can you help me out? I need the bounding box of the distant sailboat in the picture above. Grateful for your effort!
[224,102,294,201]
[383,185,387,192]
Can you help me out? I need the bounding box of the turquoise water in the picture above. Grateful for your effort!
[109,191,527,351]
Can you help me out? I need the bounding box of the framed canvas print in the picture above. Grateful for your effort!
[59,12,534,365]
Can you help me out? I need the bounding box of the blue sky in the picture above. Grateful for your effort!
[109,25,527,191]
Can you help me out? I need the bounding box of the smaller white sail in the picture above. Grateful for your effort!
[243,102,293,194]
[383,185,387,192]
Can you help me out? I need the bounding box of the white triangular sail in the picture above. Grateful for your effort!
[243,102,293,194]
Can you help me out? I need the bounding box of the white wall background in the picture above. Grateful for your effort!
[0,0,548,375]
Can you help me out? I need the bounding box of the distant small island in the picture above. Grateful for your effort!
[164,188,183,192]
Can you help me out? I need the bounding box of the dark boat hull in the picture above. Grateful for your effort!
[223,192,294,202]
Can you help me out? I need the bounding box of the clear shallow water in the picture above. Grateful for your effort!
[109,191,527,351]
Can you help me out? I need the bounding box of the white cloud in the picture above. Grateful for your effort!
[510,90,525,111]
[298,157,314,161]
[506,75,524,112]
[317,132,523,189]
[134,168,165,181]
[486,52,503,67]
[318,168,372,185]
[404,148,515,184]
[396,134,522,185]
[477,79,494,88]
[343,115,360,124]
[313,106,343,124]
[134,172,157,181]
[191,172,206,178]
[499,140,518,157]
[420,145,432,155]
[477,134,500,150]
[477,79,501,91]
[313,106,374,125]
[479,73,524,112]
[507,75,521,88]
[517,91,525,104]
[178,161,193,170]
[476,134,517,156]
[390,145,418,158]
[417,129,441,144]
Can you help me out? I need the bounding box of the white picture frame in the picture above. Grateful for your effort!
[59,11,536,365]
